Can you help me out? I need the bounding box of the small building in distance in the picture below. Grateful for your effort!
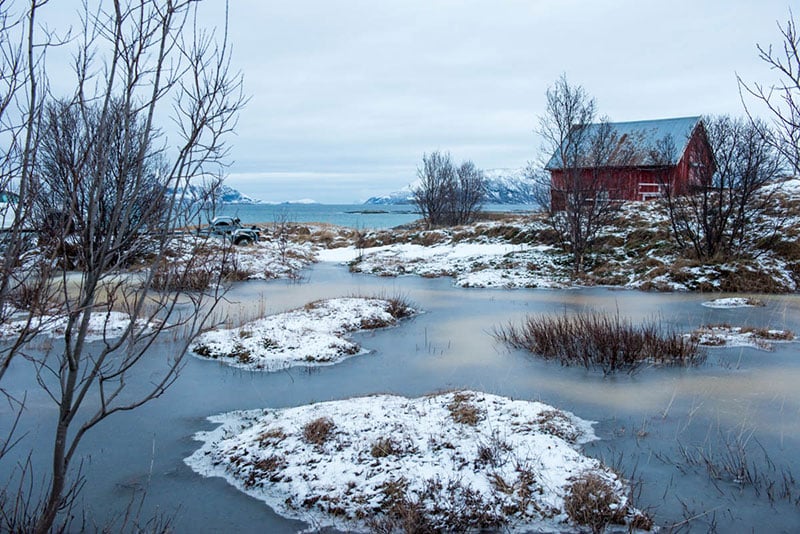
[545,116,714,210]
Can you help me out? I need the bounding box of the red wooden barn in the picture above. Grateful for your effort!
[545,116,713,210]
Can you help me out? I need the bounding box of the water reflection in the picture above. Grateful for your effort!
[1,262,799,532]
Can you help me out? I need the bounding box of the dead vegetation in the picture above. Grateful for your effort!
[564,472,627,533]
[534,409,580,443]
[370,437,404,458]
[494,312,705,374]
[368,476,506,533]
[446,392,484,425]
[302,417,336,446]
[564,471,652,533]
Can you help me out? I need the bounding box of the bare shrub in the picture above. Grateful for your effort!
[151,258,218,292]
[494,312,705,374]
[535,75,630,274]
[564,472,627,533]
[302,417,336,446]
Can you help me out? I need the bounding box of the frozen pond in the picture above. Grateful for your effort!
[2,261,800,532]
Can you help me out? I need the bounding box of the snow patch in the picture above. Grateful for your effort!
[701,297,765,309]
[0,310,155,342]
[689,325,795,350]
[192,297,415,371]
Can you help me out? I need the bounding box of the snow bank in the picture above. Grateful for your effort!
[701,297,764,308]
[185,391,645,532]
[0,310,154,342]
[321,241,570,289]
[192,297,415,371]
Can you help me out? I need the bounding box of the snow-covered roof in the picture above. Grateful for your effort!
[545,116,703,170]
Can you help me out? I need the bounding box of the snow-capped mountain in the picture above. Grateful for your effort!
[364,168,541,205]
[216,185,261,204]
[481,168,541,204]
[170,184,262,205]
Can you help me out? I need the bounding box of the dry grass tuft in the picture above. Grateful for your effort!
[257,428,287,447]
[535,409,579,443]
[564,472,628,533]
[245,454,288,487]
[384,294,415,320]
[230,342,252,364]
[370,437,403,458]
[369,476,505,533]
[302,417,336,446]
[447,392,484,426]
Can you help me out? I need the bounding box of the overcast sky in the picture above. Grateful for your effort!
[44,1,798,203]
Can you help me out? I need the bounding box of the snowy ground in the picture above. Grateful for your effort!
[163,181,800,293]
[0,309,154,342]
[688,324,795,350]
[311,193,800,293]
[318,241,571,289]
[191,297,415,371]
[185,391,649,532]
[165,233,316,283]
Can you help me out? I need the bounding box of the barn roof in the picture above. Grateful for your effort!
[545,116,703,170]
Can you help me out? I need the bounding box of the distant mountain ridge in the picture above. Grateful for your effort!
[217,185,261,204]
[364,168,539,205]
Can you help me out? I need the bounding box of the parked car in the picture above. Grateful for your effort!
[199,216,260,245]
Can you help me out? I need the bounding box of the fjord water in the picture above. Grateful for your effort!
[216,203,535,229]
[2,262,799,532]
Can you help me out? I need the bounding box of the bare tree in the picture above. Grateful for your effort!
[33,97,172,268]
[413,150,485,227]
[536,75,631,274]
[739,9,800,173]
[0,0,67,384]
[0,1,244,532]
[453,160,485,225]
[658,115,783,260]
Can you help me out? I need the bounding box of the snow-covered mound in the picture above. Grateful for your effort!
[701,297,764,308]
[185,391,649,532]
[191,297,415,371]
[688,324,794,350]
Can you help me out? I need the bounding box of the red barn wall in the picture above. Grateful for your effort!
[548,123,714,211]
